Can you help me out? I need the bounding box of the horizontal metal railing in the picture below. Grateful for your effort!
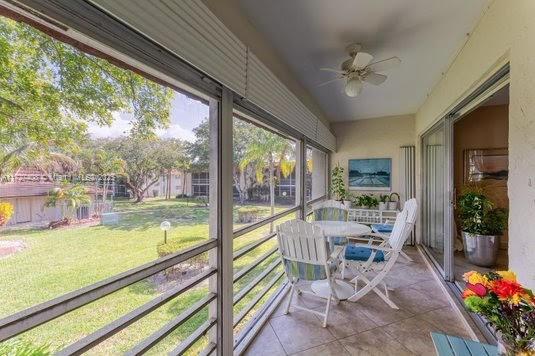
[233,259,281,306]
[58,268,217,355]
[127,293,217,356]
[232,246,279,283]
[0,239,217,342]
[233,232,276,261]
[169,317,217,356]
[233,272,284,327]
[232,205,300,239]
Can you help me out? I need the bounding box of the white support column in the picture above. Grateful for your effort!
[296,139,306,219]
[311,148,326,201]
[217,88,234,355]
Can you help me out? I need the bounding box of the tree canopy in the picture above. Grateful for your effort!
[0,17,172,176]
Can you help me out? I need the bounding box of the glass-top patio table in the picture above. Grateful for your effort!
[310,221,372,300]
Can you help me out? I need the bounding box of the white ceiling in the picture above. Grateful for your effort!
[239,0,490,122]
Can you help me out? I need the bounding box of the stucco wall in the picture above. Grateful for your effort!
[330,115,415,197]
[414,0,535,287]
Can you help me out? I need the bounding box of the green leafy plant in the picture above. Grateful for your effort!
[45,182,91,222]
[354,194,378,208]
[330,163,348,201]
[0,339,51,356]
[458,186,508,235]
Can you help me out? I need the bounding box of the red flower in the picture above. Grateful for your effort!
[467,283,487,297]
[491,279,524,300]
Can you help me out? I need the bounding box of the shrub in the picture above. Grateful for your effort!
[0,201,14,226]
[157,241,207,266]
[236,206,261,223]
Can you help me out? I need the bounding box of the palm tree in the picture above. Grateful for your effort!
[46,182,91,223]
[239,128,295,230]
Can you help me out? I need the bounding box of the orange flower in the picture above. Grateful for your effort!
[496,270,517,282]
[491,279,524,300]
[462,289,477,299]
[464,271,489,287]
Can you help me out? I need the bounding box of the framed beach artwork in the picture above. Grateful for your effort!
[348,158,392,191]
[464,148,508,183]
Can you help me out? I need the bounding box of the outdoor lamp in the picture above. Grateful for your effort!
[160,220,171,244]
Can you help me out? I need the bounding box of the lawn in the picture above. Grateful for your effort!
[0,198,291,355]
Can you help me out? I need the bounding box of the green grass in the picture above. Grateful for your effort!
[0,198,292,354]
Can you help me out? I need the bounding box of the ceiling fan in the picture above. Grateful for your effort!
[319,43,401,97]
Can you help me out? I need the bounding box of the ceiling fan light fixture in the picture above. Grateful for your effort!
[345,77,363,97]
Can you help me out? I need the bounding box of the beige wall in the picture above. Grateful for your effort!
[331,115,415,196]
[414,0,535,287]
[201,0,330,127]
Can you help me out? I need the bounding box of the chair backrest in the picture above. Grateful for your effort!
[386,198,418,250]
[312,199,349,222]
[277,219,328,265]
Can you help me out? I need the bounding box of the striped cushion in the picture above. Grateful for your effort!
[345,245,385,262]
[283,259,336,281]
[314,207,348,248]
[313,207,348,222]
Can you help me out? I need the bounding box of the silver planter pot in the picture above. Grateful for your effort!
[462,232,500,267]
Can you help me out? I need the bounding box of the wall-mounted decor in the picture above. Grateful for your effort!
[348,158,391,190]
[464,148,508,183]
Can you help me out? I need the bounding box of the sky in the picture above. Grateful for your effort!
[87,92,209,142]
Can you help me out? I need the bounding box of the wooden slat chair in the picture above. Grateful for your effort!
[312,199,349,248]
[277,219,342,327]
[344,199,418,309]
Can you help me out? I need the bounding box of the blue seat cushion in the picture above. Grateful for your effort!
[345,245,385,262]
[371,223,394,233]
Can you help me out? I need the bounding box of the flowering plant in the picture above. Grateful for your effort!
[0,202,14,226]
[463,270,535,354]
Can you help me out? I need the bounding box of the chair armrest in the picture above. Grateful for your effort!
[330,245,344,260]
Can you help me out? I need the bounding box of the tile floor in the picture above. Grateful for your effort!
[244,247,473,355]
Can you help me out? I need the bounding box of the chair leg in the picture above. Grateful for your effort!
[341,260,346,279]
[400,250,413,262]
[323,294,332,327]
[285,284,295,314]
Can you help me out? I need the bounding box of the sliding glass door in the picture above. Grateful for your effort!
[422,121,447,273]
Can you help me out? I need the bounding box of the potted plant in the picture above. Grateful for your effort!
[388,192,400,210]
[378,194,389,210]
[359,194,378,209]
[330,164,351,206]
[462,270,535,355]
[457,186,508,267]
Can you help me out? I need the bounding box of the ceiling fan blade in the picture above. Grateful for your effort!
[317,78,341,87]
[320,67,345,74]
[366,56,401,73]
[363,72,387,85]
[353,52,374,69]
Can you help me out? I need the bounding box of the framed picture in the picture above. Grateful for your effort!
[464,148,508,183]
[348,158,392,191]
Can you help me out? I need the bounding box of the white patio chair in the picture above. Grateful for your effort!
[277,219,342,327]
[343,198,417,309]
[311,199,349,248]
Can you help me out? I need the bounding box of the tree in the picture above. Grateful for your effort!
[105,137,187,203]
[240,126,295,225]
[46,182,91,222]
[186,119,210,173]
[0,17,172,176]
